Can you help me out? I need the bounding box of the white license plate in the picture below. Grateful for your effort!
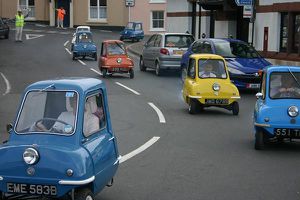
[247,84,260,88]
[7,183,57,196]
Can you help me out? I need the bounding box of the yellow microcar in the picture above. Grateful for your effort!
[182,54,240,115]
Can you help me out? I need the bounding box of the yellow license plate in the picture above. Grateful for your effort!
[173,50,184,55]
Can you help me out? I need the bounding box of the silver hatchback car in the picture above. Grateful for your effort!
[139,33,194,76]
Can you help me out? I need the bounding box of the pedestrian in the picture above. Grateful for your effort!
[56,7,66,28]
[15,9,27,42]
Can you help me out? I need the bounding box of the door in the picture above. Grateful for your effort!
[143,35,157,67]
[56,0,70,27]
[263,27,269,52]
[183,58,196,100]
[236,6,249,42]
[82,92,118,190]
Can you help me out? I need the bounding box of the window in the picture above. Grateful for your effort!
[151,11,164,30]
[146,35,157,47]
[83,93,106,137]
[201,42,212,53]
[198,59,227,79]
[19,0,35,18]
[154,35,162,47]
[191,41,202,53]
[149,0,166,3]
[164,35,194,48]
[89,0,107,20]
[294,14,300,52]
[280,13,288,51]
[187,58,196,79]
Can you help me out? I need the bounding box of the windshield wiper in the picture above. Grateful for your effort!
[288,67,300,88]
[40,84,55,92]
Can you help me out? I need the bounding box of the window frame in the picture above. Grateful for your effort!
[18,0,35,19]
[150,10,165,31]
[88,0,107,22]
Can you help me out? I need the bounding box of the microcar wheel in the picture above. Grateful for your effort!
[155,62,162,76]
[232,102,239,115]
[94,53,97,61]
[255,130,265,150]
[120,36,124,41]
[72,53,76,60]
[5,34,8,39]
[75,188,94,200]
[129,69,134,79]
[102,68,107,78]
[139,57,146,71]
[188,99,198,114]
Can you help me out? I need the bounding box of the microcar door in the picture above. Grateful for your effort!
[183,58,196,98]
[82,91,118,183]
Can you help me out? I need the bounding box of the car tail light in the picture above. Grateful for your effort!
[160,48,169,55]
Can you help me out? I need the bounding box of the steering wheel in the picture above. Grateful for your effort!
[34,118,70,132]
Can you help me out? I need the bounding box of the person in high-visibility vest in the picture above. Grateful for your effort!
[56,7,66,28]
[15,10,25,42]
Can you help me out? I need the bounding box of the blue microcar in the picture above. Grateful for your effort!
[0,78,120,199]
[254,66,300,150]
[72,31,97,61]
[181,38,272,89]
[120,22,144,42]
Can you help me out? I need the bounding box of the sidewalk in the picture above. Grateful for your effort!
[127,41,300,66]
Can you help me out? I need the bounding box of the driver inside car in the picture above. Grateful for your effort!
[272,74,300,98]
[199,63,217,78]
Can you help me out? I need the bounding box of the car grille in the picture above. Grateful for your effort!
[230,74,261,83]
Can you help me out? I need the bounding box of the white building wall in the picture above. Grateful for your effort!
[254,12,281,52]
[214,21,237,38]
[260,0,300,5]
[167,17,191,33]
[167,0,190,12]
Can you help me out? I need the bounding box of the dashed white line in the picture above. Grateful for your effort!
[78,60,86,66]
[90,68,102,76]
[0,72,11,96]
[120,136,160,163]
[65,48,72,55]
[64,40,69,47]
[148,102,166,123]
[100,30,112,33]
[115,82,141,95]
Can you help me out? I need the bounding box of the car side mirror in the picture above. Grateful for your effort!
[6,123,13,134]
[256,92,263,99]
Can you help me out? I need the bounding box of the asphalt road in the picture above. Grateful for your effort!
[1,25,300,200]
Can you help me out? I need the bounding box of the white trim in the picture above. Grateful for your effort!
[59,176,95,185]
[88,0,107,21]
[148,102,166,123]
[149,28,166,32]
[150,10,165,31]
[149,0,166,3]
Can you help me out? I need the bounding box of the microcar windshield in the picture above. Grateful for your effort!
[107,42,126,55]
[198,59,227,79]
[16,91,78,134]
[78,33,93,43]
[269,72,300,99]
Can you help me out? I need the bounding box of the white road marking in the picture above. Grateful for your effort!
[100,30,112,33]
[0,72,11,96]
[148,102,166,123]
[64,40,69,47]
[78,60,86,66]
[65,48,72,55]
[25,34,44,40]
[120,136,160,163]
[115,82,141,95]
[46,31,58,34]
[90,68,102,76]
[60,32,71,35]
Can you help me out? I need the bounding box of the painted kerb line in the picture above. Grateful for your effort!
[64,40,69,47]
[115,82,140,95]
[148,102,166,123]
[120,136,160,163]
[65,48,72,55]
[78,60,86,66]
[90,68,102,76]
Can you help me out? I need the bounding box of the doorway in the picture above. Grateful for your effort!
[55,0,70,27]
[236,6,250,43]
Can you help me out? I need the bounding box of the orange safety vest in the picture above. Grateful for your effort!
[57,9,65,20]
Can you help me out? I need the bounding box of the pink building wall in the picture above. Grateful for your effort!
[129,0,167,35]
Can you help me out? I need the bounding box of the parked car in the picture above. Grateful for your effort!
[139,33,195,76]
[0,78,120,200]
[182,54,240,115]
[0,17,9,39]
[71,26,91,50]
[181,38,272,89]
[254,66,300,150]
[98,40,134,78]
[120,22,144,42]
[72,31,97,61]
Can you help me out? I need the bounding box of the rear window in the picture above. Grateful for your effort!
[165,35,194,48]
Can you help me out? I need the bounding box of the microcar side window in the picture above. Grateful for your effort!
[260,72,266,99]
[269,72,300,99]
[135,23,142,30]
[187,58,196,79]
[198,59,227,79]
[16,91,78,135]
[83,93,106,137]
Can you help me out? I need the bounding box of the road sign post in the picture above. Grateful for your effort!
[125,0,135,23]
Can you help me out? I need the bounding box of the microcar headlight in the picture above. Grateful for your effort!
[288,106,299,117]
[212,83,220,91]
[23,148,39,165]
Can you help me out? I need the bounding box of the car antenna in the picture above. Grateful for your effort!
[40,84,55,92]
[288,67,300,88]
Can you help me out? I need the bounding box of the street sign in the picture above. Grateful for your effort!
[125,0,135,7]
[235,0,253,6]
[243,5,252,18]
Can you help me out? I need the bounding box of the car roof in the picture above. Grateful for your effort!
[103,40,124,44]
[77,26,90,29]
[190,53,225,60]
[158,33,193,36]
[266,66,300,73]
[76,31,92,35]
[27,78,104,93]
[196,38,247,44]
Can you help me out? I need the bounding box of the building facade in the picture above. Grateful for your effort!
[167,0,300,62]
[0,0,128,29]
[129,0,167,35]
